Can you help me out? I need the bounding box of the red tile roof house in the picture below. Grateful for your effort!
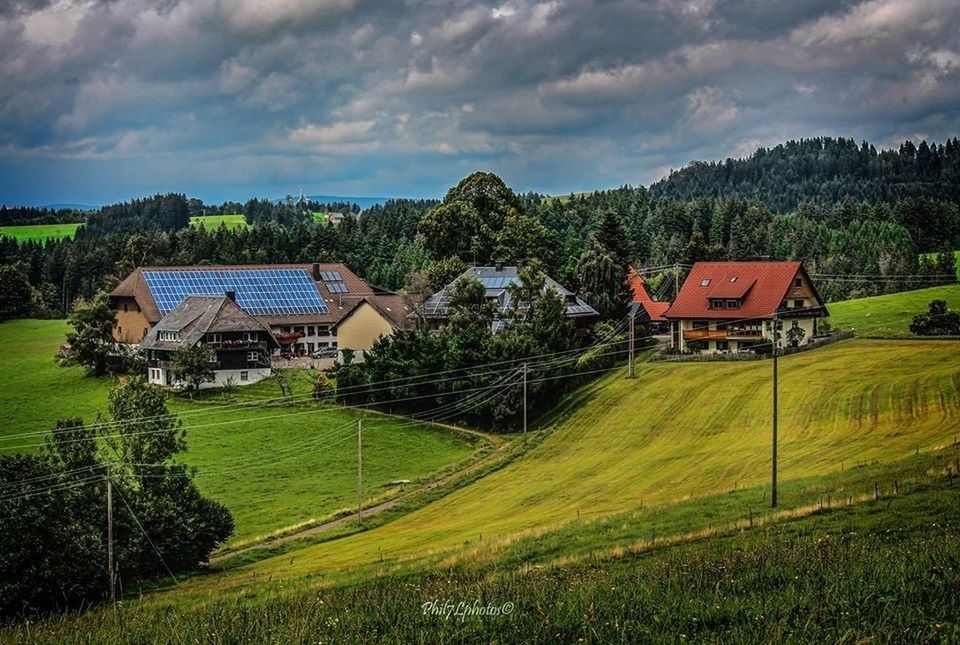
[663,261,829,354]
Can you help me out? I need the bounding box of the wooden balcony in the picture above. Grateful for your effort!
[683,328,763,341]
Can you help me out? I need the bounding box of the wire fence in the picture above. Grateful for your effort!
[650,331,855,362]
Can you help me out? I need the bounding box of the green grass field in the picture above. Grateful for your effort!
[0,320,479,545]
[0,222,81,242]
[189,214,248,230]
[828,283,960,337]
[157,336,960,598]
[13,449,959,642]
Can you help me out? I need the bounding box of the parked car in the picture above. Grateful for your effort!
[310,346,339,359]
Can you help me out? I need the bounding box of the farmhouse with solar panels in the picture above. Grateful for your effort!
[420,265,599,333]
[140,294,280,388]
[663,260,829,354]
[109,263,411,372]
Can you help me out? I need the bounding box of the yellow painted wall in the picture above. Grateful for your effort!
[112,297,152,343]
[337,302,394,354]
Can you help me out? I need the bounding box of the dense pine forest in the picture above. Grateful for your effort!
[649,137,960,212]
[0,137,958,322]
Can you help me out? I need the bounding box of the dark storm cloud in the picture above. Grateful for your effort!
[1,0,959,204]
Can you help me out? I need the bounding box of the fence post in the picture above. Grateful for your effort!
[874,482,879,501]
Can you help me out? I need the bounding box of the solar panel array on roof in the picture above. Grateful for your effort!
[325,281,348,294]
[479,277,515,289]
[143,268,329,316]
[318,271,342,281]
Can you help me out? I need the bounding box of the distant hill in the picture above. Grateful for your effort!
[41,203,96,211]
[649,137,960,212]
[274,195,392,210]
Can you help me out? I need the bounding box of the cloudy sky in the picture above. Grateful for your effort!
[2,0,960,205]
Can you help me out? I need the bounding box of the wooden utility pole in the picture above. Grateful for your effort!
[674,264,679,298]
[522,362,528,434]
[772,316,780,509]
[628,312,635,378]
[357,419,363,526]
[106,464,115,603]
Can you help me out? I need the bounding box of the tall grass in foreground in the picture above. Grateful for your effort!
[9,462,959,643]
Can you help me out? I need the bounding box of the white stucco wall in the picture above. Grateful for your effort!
[147,365,272,389]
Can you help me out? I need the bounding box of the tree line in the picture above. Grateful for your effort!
[0,206,88,226]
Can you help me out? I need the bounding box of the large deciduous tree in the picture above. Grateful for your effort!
[418,172,524,263]
[64,292,117,376]
[172,343,217,392]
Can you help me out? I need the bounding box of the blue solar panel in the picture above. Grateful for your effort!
[325,281,348,293]
[480,277,516,289]
[143,268,329,316]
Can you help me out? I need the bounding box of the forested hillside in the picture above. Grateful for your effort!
[649,137,960,212]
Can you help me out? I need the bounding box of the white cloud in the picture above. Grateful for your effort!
[218,59,257,93]
[21,0,89,46]
[221,0,363,35]
[288,120,377,145]
[686,86,739,131]
[790,0,949,50]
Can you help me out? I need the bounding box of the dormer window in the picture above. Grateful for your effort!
[158,330,180,342]
[700,279,711,286]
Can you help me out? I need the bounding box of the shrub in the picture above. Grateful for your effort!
[909,300,960,336]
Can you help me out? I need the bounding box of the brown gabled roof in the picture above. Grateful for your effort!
[366,294,414,329]
[110,268,162,323]
[664,261,825,321]
[140,296,278,351]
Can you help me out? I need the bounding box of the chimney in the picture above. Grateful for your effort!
[312,262,321,280]
[495,262,503,271]
[225,291,236,302]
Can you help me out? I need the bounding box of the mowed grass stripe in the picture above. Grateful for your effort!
[171,338,960,596]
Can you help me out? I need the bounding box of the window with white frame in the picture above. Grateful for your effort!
[247,351,259,362]
[158,330,180,341]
